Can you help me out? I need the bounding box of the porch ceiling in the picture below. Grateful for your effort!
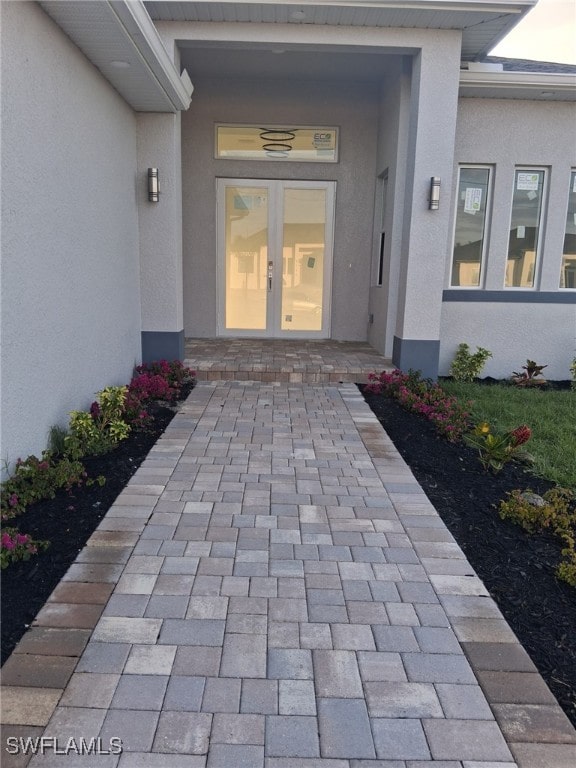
[177,43,403,81]
[144,0,536,60]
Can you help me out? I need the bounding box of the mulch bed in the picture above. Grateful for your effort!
[362,387,576,728]
[1,381,574,729]
[0,394,188,666]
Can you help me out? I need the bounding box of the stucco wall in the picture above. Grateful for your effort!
[181,77,379,340]
[440,97,576,379]
[1,1,142,470]
[368,57,412,357]
[440,302,576,380]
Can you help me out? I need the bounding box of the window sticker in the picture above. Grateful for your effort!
[464,188,482,215]
[517,225,526,238]
[517,172,539,191]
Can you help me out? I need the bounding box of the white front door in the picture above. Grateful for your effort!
[217,179,335,337]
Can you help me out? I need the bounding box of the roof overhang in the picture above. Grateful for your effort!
[459,69,576,101]
[144,0,537,60]
[39,0,193,112]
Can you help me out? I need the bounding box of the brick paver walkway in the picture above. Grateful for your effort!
[184,339,394,383]
[2,382,575,767]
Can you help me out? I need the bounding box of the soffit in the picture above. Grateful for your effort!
[144,0,536,60]
[39,0,193,112]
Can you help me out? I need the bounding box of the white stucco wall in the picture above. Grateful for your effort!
[0,1,142,471]
[440,97,576,379]
[439,302,576,380]
[181,77,380,340]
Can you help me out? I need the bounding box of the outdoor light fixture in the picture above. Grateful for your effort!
[148,168,160,202]
[429,176,441,210]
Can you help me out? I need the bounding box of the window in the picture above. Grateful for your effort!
[215,125,338,162]
[560,170,576,289]
[505,169,546,288]
[372,173,388,287]
[450,166,491,287]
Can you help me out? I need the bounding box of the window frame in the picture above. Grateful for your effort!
[504,166,548,290]
[559,168,576,290]
[448,164,493,289]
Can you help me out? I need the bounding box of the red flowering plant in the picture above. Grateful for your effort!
[465,422,533,473]
[133,360,196,400]
[365,369,471,442]
[125,360,196,425]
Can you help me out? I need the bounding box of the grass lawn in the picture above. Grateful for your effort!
[440,380,576,489]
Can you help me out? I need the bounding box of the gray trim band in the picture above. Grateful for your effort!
[141,330,185,363]
[392,337,440,380]
[443,290,576,304]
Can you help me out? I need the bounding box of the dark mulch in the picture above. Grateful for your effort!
[362,387,576,728]
[0,393,189,666]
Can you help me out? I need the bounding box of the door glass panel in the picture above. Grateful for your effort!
[224,186,268,329]
[281,188,326,331]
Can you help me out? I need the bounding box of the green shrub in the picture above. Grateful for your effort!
[66,386,130,456]
[450,343,492,382]
[499,487,576,587]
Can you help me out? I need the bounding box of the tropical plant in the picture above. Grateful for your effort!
[464,422,533,472]
[512,359,547,387]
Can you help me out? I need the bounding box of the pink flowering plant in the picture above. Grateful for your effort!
[1,527,48,569]
[1,452,87,520]
[365,369,471,442]
[465,422,533,473]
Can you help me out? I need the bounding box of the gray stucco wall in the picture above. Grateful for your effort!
[440,98,576,380]
[181,77,379,340]
[368,57,411,357]
[1,1,142,471]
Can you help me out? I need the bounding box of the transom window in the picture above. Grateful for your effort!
[215,125,338,162]
[450,166,491,287]
[505,169,546,288]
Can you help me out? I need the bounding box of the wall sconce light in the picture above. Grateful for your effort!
[148,168,160,202]
[429,176,441,210]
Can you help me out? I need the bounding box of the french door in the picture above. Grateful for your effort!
[216,179,335,337]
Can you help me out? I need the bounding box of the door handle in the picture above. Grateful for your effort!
[268,261,273,291]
